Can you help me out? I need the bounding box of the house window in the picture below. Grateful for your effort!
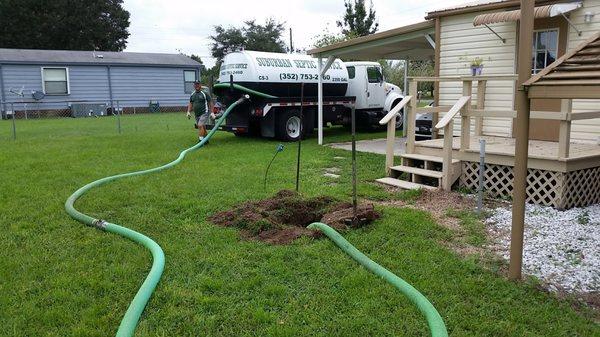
[42,67,69,95]
[346,66,355,79]
[184,70,197,93]
[532,29,558,73]
[367,66,383,83]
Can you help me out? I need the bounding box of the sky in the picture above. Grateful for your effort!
[122,0,473,68]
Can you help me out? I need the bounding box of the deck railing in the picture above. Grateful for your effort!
[379,75,600,185]
[379,95,412,175]
[434,96,471,190]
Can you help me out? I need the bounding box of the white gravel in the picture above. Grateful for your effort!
[485,203,600,293]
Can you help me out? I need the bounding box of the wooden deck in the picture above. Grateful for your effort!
[413,136,600,172]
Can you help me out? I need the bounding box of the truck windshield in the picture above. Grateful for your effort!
[367,66,383,83]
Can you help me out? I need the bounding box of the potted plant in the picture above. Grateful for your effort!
[470,57,484,76]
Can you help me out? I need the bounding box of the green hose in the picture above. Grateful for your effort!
[308,222,448,337]
[213,82,278,98]
[65,96,248,337]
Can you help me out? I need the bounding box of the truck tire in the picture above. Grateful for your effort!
[391,99,404,130]
[276,109,303,141]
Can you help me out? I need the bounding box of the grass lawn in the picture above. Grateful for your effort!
[0,114,597,336]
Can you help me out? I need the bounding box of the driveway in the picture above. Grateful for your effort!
[327,137,406,156]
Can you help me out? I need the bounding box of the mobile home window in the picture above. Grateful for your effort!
[184,70,197,93]
[346,66,355,79]
[532,29,558,74]
[367,66,383,83]
[42,67,69,95]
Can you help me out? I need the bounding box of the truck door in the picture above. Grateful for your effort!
[366,66,385,109]
[345,65,368,109]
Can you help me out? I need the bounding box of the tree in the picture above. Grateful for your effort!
[210,18,286,64]
[0,0,130,51]
[336,0,378,37]
[312,24,358,48]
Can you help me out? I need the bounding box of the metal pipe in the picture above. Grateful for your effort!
[295,83,304,192]
[317,56,324,145]
[509,0,534,281]
[117,100,122,134]
[351,105,357,219]
[11,102,16,140]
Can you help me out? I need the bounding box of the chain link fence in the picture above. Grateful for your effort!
[0,99,198,140]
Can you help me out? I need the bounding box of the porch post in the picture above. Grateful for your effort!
[509,0,534,281]
[461,80,473,152]
[558,99,572,158]
[475,80,487,136]
[317,56,323,145]
[406,79,418,153]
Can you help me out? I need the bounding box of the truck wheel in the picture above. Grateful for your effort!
[276,109,303,141]
[392,99,404,130]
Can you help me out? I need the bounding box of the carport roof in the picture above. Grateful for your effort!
[306,20,435,60]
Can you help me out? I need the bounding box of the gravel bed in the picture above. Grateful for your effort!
[485,203,600,293]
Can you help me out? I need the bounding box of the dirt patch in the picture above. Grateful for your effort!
[209,190,380,244]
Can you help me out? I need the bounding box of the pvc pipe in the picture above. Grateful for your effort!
[65,96,248,337]
[308,222,448,337]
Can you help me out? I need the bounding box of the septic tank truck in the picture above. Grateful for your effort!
[210,50,404,141]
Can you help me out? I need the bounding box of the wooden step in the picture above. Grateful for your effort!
[375,177,437,190]
[390,165,444,179]
[400,153,460,164]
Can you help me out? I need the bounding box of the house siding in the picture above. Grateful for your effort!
[567,0,600,143]
[439,11,517,137]
[438,0,600,143]
[1,63,199,113]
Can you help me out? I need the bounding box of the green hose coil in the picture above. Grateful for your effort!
[308,222,448,337]
[65,96,248,337]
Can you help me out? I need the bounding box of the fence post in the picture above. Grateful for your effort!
[117,100,122,134]
[11,103,16,140]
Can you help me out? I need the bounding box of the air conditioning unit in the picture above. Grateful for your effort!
[70,103,108,118]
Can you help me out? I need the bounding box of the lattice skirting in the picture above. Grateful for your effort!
[459,162,600,209]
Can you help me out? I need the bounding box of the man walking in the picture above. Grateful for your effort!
[187,81,213,142]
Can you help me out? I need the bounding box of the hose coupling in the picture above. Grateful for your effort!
[92,219,108,230]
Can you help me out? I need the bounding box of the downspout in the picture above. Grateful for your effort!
[107,65,114,114]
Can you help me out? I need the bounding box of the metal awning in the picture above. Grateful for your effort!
[307,20,435,61]
[473,1,582,26]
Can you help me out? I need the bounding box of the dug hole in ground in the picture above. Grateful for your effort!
[209,190,380,244]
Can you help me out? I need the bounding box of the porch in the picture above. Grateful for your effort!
[377,75,600,209]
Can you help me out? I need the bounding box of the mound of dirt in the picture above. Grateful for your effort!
[208,190,380,244]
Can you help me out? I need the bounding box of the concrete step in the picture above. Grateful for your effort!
[375,177,437,190]
[390,165,444,179]
[401,153,460,165]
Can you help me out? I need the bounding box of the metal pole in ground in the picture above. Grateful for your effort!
[295,83,304,192]
[477,139,486,214]
[351,105,357,220]
[117,100,122,134]
[11,103,16,140]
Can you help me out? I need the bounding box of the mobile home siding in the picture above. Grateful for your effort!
[567,0,600,143]
[438,12,517,137]
[109,66,194,105]
[1,63,199,113]
[438,0,600,143]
